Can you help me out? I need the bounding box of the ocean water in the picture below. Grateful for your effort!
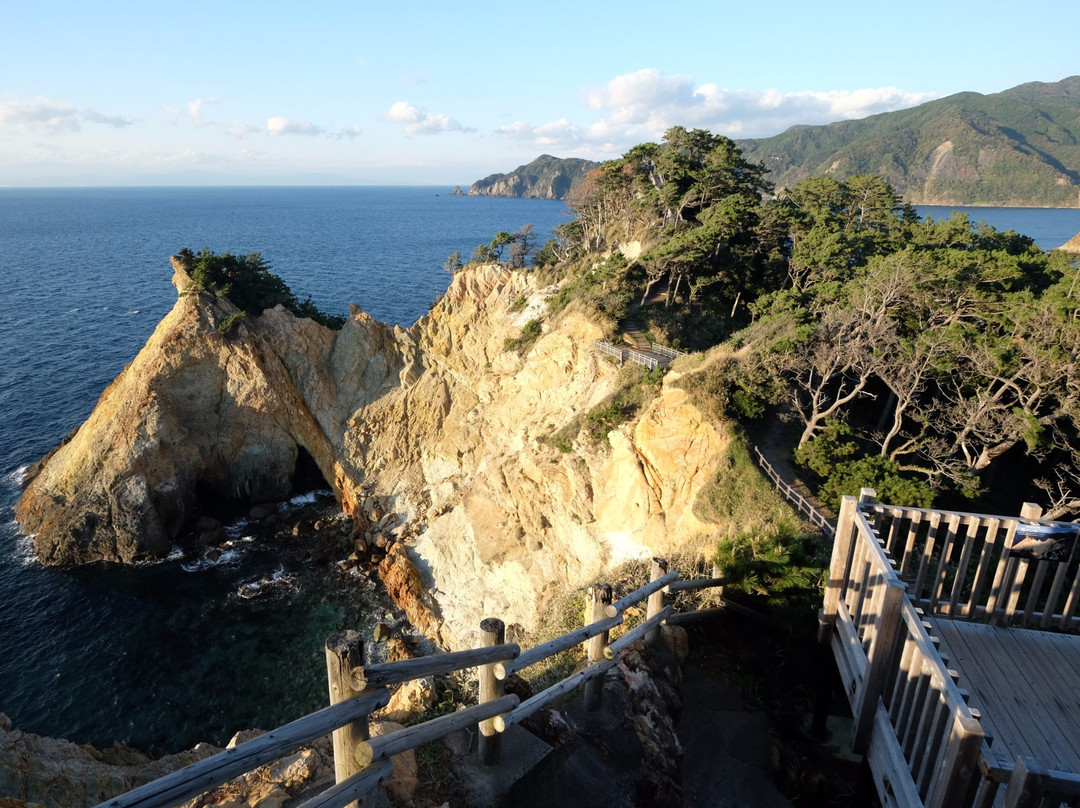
[0,186,570,752]
[0,190,1075,755]
[915,205,1080,250]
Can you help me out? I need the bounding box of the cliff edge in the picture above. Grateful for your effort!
[17,258,728,648]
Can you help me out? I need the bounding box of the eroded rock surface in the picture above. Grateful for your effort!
[18,260,730,648]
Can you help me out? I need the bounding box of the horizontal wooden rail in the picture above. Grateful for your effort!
[355,695,520,767]
[667,576,725,593]
[605,570,678,616]
[93,689,391,808]
[860,501,1080,633]
[604,605,673,659]
[351,643,520,690]
[495,658,618,732]
[494,616,621,681]
[751,446,834,538]
[294,760,393,808]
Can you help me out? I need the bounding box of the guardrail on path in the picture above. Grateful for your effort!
[751,445,834,538]
[96,558,731,808]
[593,340,679,370]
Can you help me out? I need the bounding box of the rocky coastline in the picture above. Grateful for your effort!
[16,257,728,652]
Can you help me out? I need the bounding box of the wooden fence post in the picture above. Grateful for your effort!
[646,558,668,644]
[477,617,506,766]
[1003,757,1050,808]
[326,630,368,808]
[851,578,906,753]
[584,583,613,711]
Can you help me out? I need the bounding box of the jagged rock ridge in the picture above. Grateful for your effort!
[17,258,728,649]
[469,154,599,200]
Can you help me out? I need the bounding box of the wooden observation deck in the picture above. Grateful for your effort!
[820,490,1080,808]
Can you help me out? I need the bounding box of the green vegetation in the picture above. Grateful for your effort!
[176,247,345,329]
[737,76,1080,207]
[546,363,664,450]
[502,318,543,354]
[217,311,247,335]
[539,124,1080,517]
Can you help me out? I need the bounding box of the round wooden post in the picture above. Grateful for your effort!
[646,558,668,644]
[478,617,506,766]
[325,631,368,808]
[584,583,613,711]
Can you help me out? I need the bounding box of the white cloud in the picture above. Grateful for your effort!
[0,97,133,132]
[266,116,324,136]
[187,97,215,126]
[496,70,938,158]
[385,101,467,135]
[335,125,363,139]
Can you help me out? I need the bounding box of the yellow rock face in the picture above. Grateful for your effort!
[17,261,729,646]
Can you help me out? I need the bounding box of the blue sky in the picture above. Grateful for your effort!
[1,0,1075,186]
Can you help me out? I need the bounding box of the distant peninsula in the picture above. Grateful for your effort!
[737,76,1080,208]
[469,154,599,200]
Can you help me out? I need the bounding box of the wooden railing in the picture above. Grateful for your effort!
[96,558,726,808]
[859,501,1080,632]
[592,340,671,370]
[823,491,986,808]
[751,445,835,538]
[649,342,685,360]
[823,490,1080,808]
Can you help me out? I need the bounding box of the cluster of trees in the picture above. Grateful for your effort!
[176,248,345,330]
[445,224,539,273]
[544,127,1080,516]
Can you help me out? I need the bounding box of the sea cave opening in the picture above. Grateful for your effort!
[293,445,330,495]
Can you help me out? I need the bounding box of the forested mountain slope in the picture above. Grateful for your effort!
[737,76,1080,207]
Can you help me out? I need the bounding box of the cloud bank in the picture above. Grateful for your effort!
[498,68,936,154]
[385,101,468,135]
[0,97,134,132]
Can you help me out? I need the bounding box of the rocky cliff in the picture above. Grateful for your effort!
[17,258,727,648]
[469,155,599,200]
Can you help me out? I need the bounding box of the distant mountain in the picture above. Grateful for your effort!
[469,154,599,200]
[737,77,1080,207]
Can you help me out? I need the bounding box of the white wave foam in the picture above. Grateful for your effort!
[181,548,242,572]
[235,566,297,599]
[286,489,332,508]
[5,466,29,487]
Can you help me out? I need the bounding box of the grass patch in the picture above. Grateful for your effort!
[508,293,528,313]
[503,318,543,354]
[545,363,664,450]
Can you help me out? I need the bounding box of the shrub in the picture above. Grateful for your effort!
[504,318,543,354]
[795,421,935,510]
[217,312,246,334]
[176,247,345,330]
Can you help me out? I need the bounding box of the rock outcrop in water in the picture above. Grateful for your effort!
[469,154,599,200]
[17,257,728,648]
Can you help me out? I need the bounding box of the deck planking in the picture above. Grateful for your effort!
[929,617,1080,775]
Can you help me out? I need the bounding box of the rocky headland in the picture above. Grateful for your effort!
[468,155,599,200]
[16,256,728,650]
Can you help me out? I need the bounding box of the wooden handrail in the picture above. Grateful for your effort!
[94,688,391,808]
[751,446,834,538]
[95,556,757,807]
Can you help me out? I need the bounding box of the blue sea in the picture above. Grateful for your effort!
[0,189,1076,755]
[0,186,571,753]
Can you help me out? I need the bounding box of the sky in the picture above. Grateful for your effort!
[1,0,1076,187]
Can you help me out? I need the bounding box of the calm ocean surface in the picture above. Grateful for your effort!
[0,186,570,752]
[0,189,1076,754]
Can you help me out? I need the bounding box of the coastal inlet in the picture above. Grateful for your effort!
[0,490,396,754]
